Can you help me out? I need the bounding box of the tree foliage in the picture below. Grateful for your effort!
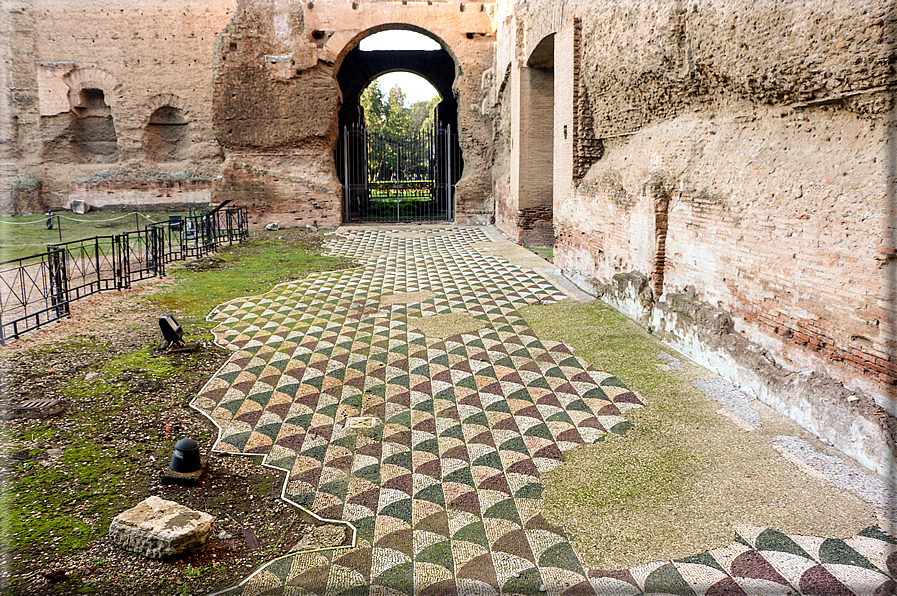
[359,81,440,181]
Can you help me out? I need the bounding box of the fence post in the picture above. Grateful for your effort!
[154,226,165,277]
[116,233,131,289]
[48,246,69,319]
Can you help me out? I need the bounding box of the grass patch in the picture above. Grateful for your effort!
[522,298,877,568]
[4,340,195,560]
[527,246,553,260]
[148,228,355,338]
[5,228,353,585]
[522,300,711,565]
[0,211,187,262]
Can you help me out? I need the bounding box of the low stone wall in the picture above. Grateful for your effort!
[60,178,212,211]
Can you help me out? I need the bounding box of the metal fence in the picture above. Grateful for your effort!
[339,124,460,223]
[0,205,249,343]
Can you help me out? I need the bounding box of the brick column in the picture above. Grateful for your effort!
[553,18,575,219]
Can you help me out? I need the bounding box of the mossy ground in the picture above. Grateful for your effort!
[521,298,876,569]
[3,339,212,571]
[150,228,354,341]
[2,227,355,595]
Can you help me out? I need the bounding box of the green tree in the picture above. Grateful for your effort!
[410,96,440,133]
[360,81,386,134]
[384,85,413,137]
[361,81,439,181]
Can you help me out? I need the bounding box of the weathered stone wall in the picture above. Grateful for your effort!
[1,0,233,214]
[2,0,495,225]
[211,1,496,226]
[491,0,896,474]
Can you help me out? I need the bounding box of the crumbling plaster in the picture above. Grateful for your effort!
[211,1,496,227]
[489,0,896,475]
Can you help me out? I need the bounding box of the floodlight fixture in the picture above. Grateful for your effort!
[159,313,185,348]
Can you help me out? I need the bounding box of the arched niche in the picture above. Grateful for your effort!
[72,88,119,164]
[145,106,190,162]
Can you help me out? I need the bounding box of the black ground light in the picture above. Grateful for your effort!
[162,437,206,486]
[159,313,185,348]
[170,438,201,473]
[158,313,199,353]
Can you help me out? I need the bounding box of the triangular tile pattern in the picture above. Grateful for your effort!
[588,525,897,596]
[197,227,640,595]
[195,227,896,596]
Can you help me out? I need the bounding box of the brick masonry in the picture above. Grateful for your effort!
[490,0,897,473]
[1,0,496,227]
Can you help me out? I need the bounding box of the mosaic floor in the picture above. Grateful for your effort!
[192,227,897,596]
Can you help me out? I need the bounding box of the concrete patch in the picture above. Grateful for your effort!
[379,289,437,307]
[471,240,554,270]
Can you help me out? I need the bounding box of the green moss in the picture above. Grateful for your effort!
[148,230,354,338]
[6,227,355,576]
[251,475,276,498]
[101,348,180,380]
[521,299,717,561]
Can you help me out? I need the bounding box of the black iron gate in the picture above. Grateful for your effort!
[339,124,459,223]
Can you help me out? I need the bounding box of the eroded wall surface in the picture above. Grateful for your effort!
[491,0,897,475]
[1,0,496,225]
[211,0,495,227]
[1,0,233,212]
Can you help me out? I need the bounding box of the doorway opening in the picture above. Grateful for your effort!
[520,34,555,215]
[335,29,462,223]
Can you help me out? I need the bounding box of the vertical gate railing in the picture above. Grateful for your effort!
[0,247,69,343]
[339,124,458,223]
[0,205,250,343]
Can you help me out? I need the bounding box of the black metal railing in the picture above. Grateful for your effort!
[338,124,459,223]
[0,205,249,343]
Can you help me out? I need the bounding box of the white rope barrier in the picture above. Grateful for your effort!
[0,211,165,225]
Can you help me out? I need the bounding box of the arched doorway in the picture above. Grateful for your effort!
[520,34,555,227]
[210,2,494,229]
[334,28,462,223]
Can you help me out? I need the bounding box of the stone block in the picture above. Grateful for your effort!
[109,496,214,559]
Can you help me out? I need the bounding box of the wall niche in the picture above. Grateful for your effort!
[144,106,190,162]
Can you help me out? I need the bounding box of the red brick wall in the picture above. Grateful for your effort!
[555,105,894,406]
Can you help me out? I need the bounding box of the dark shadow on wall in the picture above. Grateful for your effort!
[334,47,462,190]
[144,106,190,162]
[41,88,118,164]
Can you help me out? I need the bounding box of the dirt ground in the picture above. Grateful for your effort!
[0,281,341,596]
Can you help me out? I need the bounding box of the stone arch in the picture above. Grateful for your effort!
[143,93,192,126]
[329,24,463,129]
[518,32,555,218]
[63,67,122,110]
[210,2,495,226]
[333,25,463,201]
[335,37,457,129]
[143,94,192,162]
[325,24,465,78]
[522,3,567,61]
[60,67,121,164]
